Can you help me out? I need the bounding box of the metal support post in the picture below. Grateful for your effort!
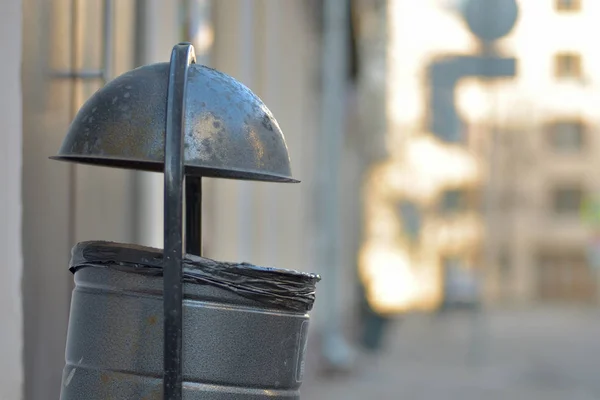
[163,43,196,400]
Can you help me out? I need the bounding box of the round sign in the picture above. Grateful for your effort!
[462,0,519,42]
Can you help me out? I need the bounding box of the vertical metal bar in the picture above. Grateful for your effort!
[102,0,114,82]
[185,177,202,256]
[163,43,196,400]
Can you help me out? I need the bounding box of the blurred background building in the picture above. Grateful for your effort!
[481,0,600,305]
[360,0,600,314]
[2,0,600,399]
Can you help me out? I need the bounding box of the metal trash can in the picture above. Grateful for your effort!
[61,241,318,399]
[52,43,319,399]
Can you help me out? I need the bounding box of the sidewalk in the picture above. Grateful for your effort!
[301,307,600,400]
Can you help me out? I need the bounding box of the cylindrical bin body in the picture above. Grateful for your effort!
[60,242,318,399]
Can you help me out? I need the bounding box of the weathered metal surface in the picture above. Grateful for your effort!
[60,255,313,399]
[52,62,297,183]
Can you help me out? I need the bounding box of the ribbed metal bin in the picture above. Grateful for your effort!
[61,242,318,399]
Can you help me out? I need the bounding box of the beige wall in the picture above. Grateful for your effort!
[21,1,138,398]
[134,0,184,249]
[208,0,321,274]
[0,0,23,398]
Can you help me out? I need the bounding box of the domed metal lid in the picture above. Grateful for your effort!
[51,62,297,183]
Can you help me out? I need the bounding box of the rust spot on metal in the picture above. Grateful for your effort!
[148,315,157,325]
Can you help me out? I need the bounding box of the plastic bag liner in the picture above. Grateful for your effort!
[69,241,321,312]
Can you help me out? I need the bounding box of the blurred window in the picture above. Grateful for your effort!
[397,200,421,242]
[554,53,582,78]
[439,189,468,214]
[438,188,481,214]
[555,0,581,12]
[552,185,584,214]
[548,120,585,152]
[537,249,595,302]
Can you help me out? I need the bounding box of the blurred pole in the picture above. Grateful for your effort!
[469,4,498,365]
[468,125,495,367]
[237,0,255,261]
[354,0,392,353]
[318,0,354,370]
[263,1,280,267]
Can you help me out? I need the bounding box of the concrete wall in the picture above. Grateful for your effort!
[207,0,321,275]
[0,1,23,398]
